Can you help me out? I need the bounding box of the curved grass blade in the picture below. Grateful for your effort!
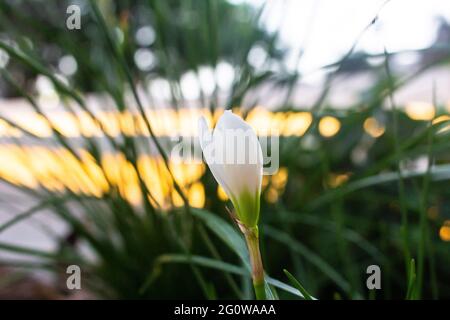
[144,254,309,299]
[190,209,314,299]
[264,225,354,296]
[309,164,450,210]
[283,269,314,300]
[270,211,387,264]
[191,208,249,269]
[0,196,72,234]
[0,242,55,259]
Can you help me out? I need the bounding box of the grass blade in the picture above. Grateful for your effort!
[406,259,417,300]
[283,269,314,300]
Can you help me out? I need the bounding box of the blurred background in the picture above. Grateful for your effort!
[0,0,449,299]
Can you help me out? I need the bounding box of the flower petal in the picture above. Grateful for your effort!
[198,116,234,197]
[215,110,253,131]
[213,111,263,196]
[198,110,264,227]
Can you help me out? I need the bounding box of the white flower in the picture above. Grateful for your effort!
[198,110,263,227]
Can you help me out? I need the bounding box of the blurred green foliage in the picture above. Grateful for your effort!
[0,0,449,300]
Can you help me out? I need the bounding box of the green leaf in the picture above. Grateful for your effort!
[146,253,307,299]
[309,164,450,210]
[190,209,313,299]
[270,211,387,264]
[264,225,354,295]
[406,259,417,300]
[157,254,245,275]
[191,208,249,269]
[0,242,55,259]
[265,276,311,299]
[0,198,63,234]
[283,269,314,300]
[265,282,278,300]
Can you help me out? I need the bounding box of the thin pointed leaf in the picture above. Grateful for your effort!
[283,269,314,300]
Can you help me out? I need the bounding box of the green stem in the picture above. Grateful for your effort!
[244,226,266,300]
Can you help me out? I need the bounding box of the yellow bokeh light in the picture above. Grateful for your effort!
[0,108,323,139]
[405,101,435,121]
[271,167,288,189]
[439,220,450,242]
[217,185,229,201]
[79,112,102,137]
[246,107,273,135]
[15,114,52,138]
[318,116,341,138]
[283,112,312,136]
[432,115,450,134]
[0,145,37,188]
[50,112,80,137]
[0,119,22,138]
[363,117,385,138]
[432,115,450,125]
[118,111,136,136]
[188,182,205,208]
[171,190,185,207]
[97,112,121,137]
[328,173,350,188]
[262,176,270,188]
[0,144,209,209]
[265,187,279,203]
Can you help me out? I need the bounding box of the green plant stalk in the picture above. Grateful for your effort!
[243,227,266,300]
[383,47,411,280]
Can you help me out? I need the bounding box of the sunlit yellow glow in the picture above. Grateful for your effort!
[16,114,52,137]
[0,119,21,137]
[212,108,224,127]
[0,108,352,208]
[261,167,289,204]
[432,115,450,125]
[246,107,273,135]
[265,187,279,203]
[0,145,38,188]
[51,112,81,137]
[262,176,269,188]
[283,112,313,136]
[432,115,450,134]
[405,101,435,121]
[0,142,295,208]
[271,167,288,189]
[0,109,317,138]
[119,111,137,136]
[217,185,229,201]
[363,117,385,138]
[0,145,207,209]
[96,112,121,136]
[0,105,444,140]
[319,116,341,138]
[440,220,450,242]
[171,190,185,207]
[188,182,205,208]
[170,161,205,186]
[328,173,350,188]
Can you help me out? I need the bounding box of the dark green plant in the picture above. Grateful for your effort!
[0,0,449,300]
